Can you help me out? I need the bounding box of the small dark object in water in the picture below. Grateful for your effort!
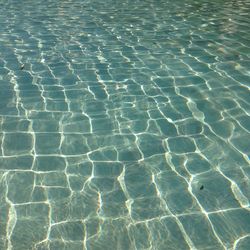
[200,185,204,190]
[20,64,25,70]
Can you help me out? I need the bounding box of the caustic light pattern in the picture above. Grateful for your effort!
[0,0,250,249]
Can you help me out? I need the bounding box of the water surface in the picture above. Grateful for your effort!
[0,0,250,249]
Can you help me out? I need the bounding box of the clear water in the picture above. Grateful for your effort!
[0,0,250,249]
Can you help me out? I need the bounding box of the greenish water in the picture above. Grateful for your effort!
[0,0,250,249]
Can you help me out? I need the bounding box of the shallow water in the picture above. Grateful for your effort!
[0,0,250,249]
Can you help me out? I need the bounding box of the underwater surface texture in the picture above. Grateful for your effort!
[0,0,250,249]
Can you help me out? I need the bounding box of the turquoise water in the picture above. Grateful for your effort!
[0,0,250,249]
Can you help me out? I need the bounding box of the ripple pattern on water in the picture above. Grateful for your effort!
[0,0,250,249]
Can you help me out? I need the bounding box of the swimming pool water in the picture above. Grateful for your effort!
[0,0,250,249]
